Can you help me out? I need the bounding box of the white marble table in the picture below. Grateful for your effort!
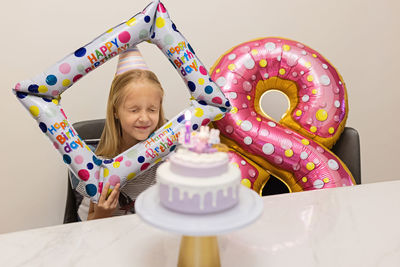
[1,180,400,267]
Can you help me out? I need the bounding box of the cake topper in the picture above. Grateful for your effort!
[179,125,221,153]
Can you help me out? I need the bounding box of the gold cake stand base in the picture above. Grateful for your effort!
[178,236,221,267]
[135,186,264,266]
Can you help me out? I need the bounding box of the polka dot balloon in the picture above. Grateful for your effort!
[13,0,230,202]
[211,37,355,194]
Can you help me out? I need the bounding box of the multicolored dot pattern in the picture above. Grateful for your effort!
[13,0,230,201]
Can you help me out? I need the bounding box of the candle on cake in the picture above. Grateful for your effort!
[184,110,192,145]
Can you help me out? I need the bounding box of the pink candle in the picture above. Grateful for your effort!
[184,110,191,144]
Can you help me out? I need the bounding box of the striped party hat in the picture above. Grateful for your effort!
[115,46,149,75]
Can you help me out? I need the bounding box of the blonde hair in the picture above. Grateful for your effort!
[96,69,166,158]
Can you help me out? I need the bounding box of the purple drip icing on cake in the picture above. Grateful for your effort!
[159,183,239,214]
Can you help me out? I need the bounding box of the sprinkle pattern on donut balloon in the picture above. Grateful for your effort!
[211,37,355,192]
[13,0,230,202]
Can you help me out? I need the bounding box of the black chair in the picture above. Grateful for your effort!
[64,119,105,223]
[64,120,361,222]
[331,127,361,185]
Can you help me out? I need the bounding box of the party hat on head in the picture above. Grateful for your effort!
[115,46,149,75]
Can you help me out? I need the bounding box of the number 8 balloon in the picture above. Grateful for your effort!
[13,0,231,202]
[211,37,356,193]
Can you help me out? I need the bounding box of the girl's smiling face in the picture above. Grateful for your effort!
[116,80,162,151]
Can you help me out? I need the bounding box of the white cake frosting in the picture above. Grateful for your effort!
[172,148,228,165]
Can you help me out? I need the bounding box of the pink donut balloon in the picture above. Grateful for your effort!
[211,37,356,193]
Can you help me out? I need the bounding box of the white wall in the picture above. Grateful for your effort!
[1,0,399,234]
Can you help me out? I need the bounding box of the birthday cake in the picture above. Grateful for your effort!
[156,126,241,214]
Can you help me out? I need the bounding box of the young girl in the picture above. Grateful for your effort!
[78,47,166,220]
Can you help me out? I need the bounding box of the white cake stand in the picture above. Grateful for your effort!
[135,184,263,236]
[135,185,264,267]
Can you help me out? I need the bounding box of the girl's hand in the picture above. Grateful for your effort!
[88,183,120,220]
